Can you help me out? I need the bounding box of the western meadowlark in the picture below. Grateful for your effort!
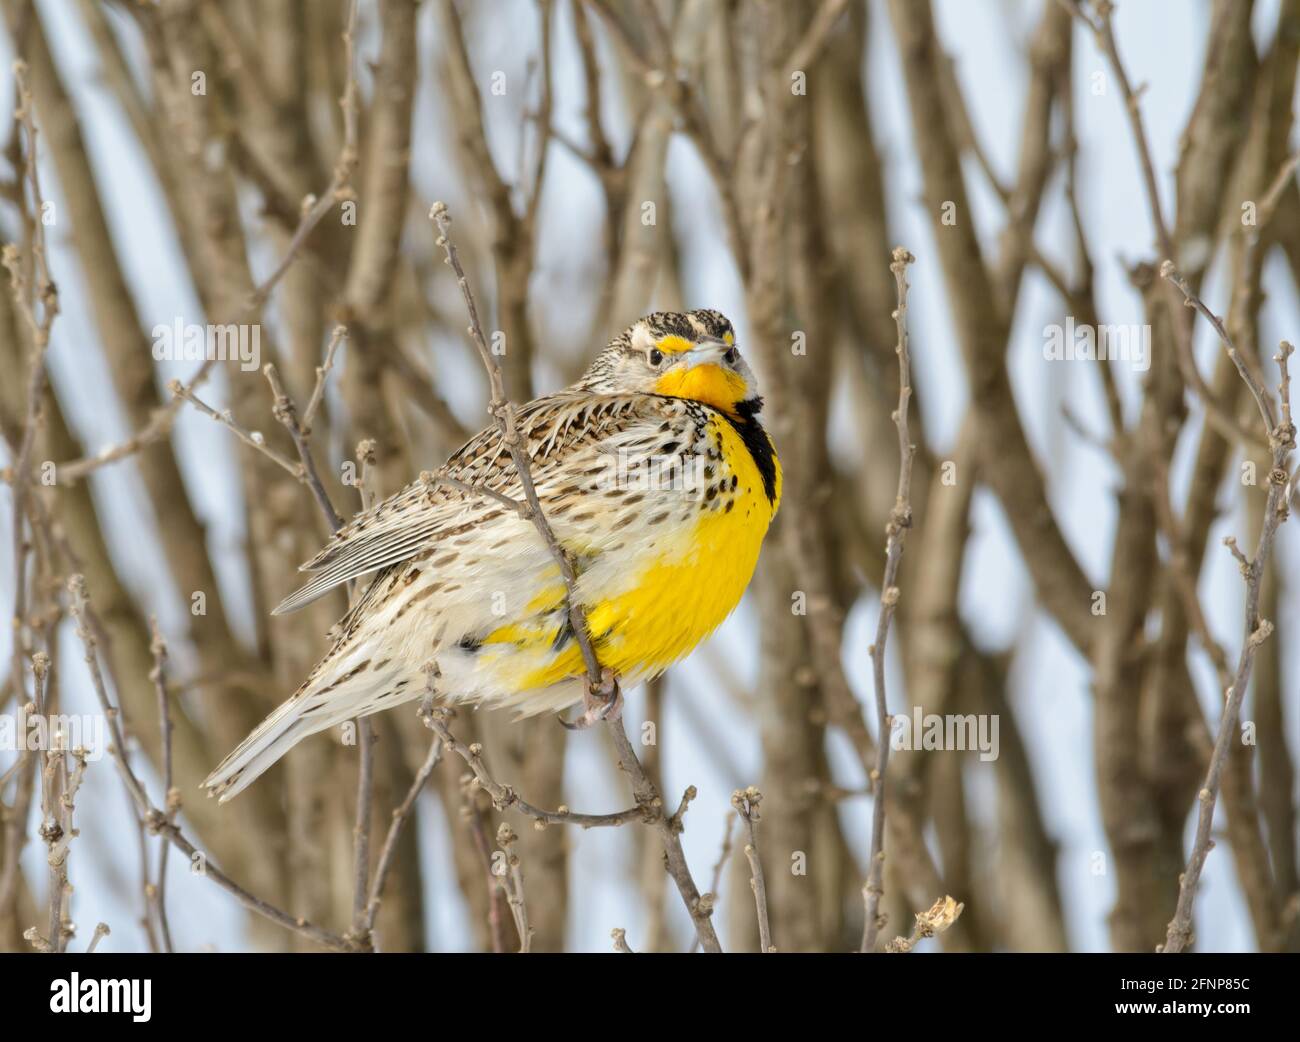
[205,309,781,801]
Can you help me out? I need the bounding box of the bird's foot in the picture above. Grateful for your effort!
[560,668,622,730]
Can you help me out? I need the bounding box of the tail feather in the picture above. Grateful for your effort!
[202,697,314,803]
[204,649,405,802]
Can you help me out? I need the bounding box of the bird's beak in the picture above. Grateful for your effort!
[652,336,746,412]
[674,337,731,369]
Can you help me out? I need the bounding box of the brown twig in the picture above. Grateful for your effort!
[31,653,72,953]
[605,721,720,950]
[263,363,346,533]
[1159,278,1295,952]
[458,770,508,954]
[884,895,966,953]
[1161,263,1280,435]
[56,360,217,484]
[170,296,388,954]
[4,59,59,725]
[45,687,89,956]
[689,814,738,954]
[781,0,852,85]
[302,325,348,436]
[148,619,176,953]
[1149,458,1232,687]
[732,786,774,952]
[168,380,301,477]
[495,822,532,953]
[356,439,379,511]
[861,248,918,953]
[419,469,531,521]
[361,733,443,941]
[423,708,643,829]
[347,718,377,947]
[85,922,110,954]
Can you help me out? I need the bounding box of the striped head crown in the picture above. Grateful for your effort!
[579,310,761,418]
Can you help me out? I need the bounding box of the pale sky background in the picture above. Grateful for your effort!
[1,0,1297,952]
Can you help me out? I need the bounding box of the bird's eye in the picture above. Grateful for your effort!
[723,347,738,365]
[648,348,664,367]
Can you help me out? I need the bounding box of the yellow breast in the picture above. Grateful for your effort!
[513,413,781,689]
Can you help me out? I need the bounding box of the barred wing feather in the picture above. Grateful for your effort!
[271,393,649,615]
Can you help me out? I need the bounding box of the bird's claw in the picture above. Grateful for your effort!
[560,668,622,730]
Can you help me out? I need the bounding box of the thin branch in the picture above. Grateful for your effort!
[171,294,388,953]
[263,363,346,533]
[1149,458,1232,687]
[1161,263,1280,435]
[85,922,110,954]
[148,619,176,954]
[356,439,378,511]
[690,815,737,953]
[348,718,376,945]
[1058,0,1172,257]
[423,708,643,829]
[32,653,72,953]
[4,58,59,719]
[861,247,918,953]
[419,469,531,521]
[49,53,364,485]
[56,360,217,484]
[605,719,720,950]
[362,734,443,940]
[781,0,851,84]
[168,380,301,477]
[495,822,532,953]
[459,770,508,954]
[732,787,773,952]
[261,360,375,948]
[302,325,347,436]
[1160,279,1295,953]
[885,896,966,953]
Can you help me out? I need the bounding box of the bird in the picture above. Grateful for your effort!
[204,309,782,802]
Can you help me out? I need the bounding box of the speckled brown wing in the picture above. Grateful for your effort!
[270,391,669,614]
